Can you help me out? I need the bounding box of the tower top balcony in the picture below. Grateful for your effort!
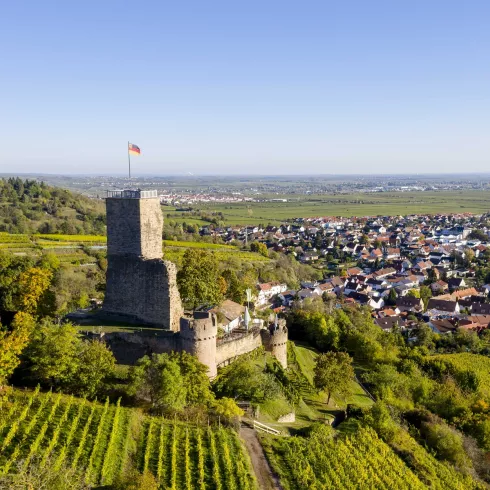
[106,189,158,199]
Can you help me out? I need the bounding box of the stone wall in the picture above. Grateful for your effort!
[103,256,182,330]
[89,330,179,365]
[261,323,288,369]
[216,328,263,367]
[277,412,296,423]
[106,197,163,259]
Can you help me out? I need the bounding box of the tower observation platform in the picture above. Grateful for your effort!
[107,189,158,199]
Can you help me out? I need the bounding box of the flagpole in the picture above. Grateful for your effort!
[128,141,131,180]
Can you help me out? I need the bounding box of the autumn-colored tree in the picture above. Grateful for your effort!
[16,267,53,314]
[212,397,244,424]
[406,289,420,299]
[250,241,269,257]
[0,312,35,386]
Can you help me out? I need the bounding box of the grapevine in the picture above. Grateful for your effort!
[71,399,98,470]
[53,397,86,471]
[85,397,111,485]
[100,398,122,484]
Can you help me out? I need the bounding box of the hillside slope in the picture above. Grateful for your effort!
[0,388,257,489]
[0,178,105,235]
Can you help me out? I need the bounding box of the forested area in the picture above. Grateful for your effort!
[0,178,105,234]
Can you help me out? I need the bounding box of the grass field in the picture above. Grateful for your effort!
[165,190,490,225]
[290,342,373,409]
[0,388,257,489]
[258,342,372,431]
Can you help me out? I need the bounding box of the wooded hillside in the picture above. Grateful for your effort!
[0,178,105,235]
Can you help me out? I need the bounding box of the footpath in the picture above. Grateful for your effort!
[239,422,283,490]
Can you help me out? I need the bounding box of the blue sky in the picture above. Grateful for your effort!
[1,1,489,175]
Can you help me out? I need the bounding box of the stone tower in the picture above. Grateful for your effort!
[180,312,218,377]
[102,189,183,330]
[262,319,288,369]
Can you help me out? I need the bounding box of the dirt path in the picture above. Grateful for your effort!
[239,424,283,490]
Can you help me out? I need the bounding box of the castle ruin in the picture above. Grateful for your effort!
[99,189,287,376]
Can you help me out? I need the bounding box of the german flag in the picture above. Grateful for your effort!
[128,143,141,155]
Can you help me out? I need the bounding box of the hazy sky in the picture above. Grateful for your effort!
[1,1,490,175]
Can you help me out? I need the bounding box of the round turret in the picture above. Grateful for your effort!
[180,312,218,377]
[262,319,288,369]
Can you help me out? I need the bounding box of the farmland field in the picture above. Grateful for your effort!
[0,388,257,489]
[165,190,490,226]
[0,233,269,267]
[261,425,484,490]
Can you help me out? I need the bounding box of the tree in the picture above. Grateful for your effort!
[0,312,35,386]
[177,249,223,309]
[419,285,432,310]
[464,248,475,266]
[173,351,214,405]
[221,269,246,303]
[212,397,244,424]
[72,340,116,397]
[468,229,488,242]
[250,241,268,257]
[359,234,369,245]
[128,352,213,414]
[16,267,53,314]
[25,321,81,387]
[313,352,354,404]
[406,289,420,298]
[386,288,397,306]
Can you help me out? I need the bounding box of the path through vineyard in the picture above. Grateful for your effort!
[240,424,283,490]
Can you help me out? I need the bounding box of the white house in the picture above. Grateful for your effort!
[256,282,288,306]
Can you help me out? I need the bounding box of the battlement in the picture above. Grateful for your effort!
[180,312,218,340]
[261,320,288,369]
[180,312,218,377]
[106,189,158,199]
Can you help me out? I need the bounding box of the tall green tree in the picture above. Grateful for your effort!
[128,352,213,414]
[419,285,432,311]
[177,249,223,308]
[72,340,116,397]
[24,321,115,396]
[314,351,354,404]
[25,321,80,386]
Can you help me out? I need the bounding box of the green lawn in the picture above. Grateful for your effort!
[291,342,373,409]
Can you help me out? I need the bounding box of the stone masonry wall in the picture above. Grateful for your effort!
[103,255,183,330]
[93,331,180,365]
[138,198,165,259]
[106,197,163,259]
[215,329,263,367]
[180,313,218,377]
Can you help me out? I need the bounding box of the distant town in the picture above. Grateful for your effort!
[210,211,490,336]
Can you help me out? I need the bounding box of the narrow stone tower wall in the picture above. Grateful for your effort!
[180,312,218,377]
[102,190,183,330]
